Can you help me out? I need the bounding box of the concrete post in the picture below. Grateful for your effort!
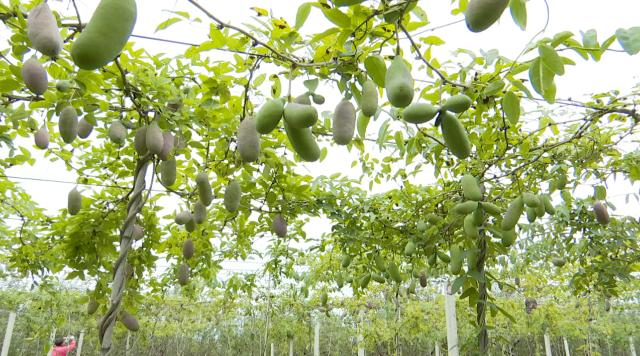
[0,312,16,356]
[444,288,459,356]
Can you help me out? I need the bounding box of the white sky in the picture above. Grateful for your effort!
[5,0,640,277]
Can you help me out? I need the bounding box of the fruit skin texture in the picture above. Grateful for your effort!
[361,80,379,117]
[284,103,318,128]
[27,3,63,57]
[71,0,137,70]
[387,262,402,283]
[272,214,287,238]
[333,100,356,145]
[182,239,195,260]
[593,201,610,225]
[501,196,524,231]
[77,118,94,139]
[461,174,482,201]
[224,180,241,213]
[284,121,320,162]
[385,56,414,108]
[451,201,478,215]
[195,172,213,206]
[56,80,71,92]
[501,229,516,246]
[465,0,510,33]
[541,194,556,215]
[255,99,284,134]
[449,245,463,275]
[134,126,148,155]
[402,103,439,124]
[87,298,98,315]
[158,132,174,161]
[441,94,472,113]
[146,122,164,156]
[312,94,325,105]
[58,106,78,144]
[160,158,176,187]
[294,94,311,105]
[22,58,48,95]
[481,202,501,216]
[552,257,566,267]
[341,254,352,269]
[193,201,207,224]
[108,121,127,146]
[237,118,261,162]
[440,111,471,159]
[68,187,82,215]
[34,125,49,149]
[120,311,139,332]
[175,211,192,225]
[464,214,479,239]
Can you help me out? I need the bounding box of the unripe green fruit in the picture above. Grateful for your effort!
[464,213,479,239]
[541,195,555,215]
[440,111,471,159]
[77,118,93,139]
[467,247,479,271]
[480,202,501,216]
[145,122,164,156]
[359,273,371,289]
[593,201,609,225]
[293,94,311,105]
[416,221,427,232]
[182,238,195,260]
[58,106,78,144]
[160,158,176,187]
[522,192,540,208]
[312,94,325,105]
[158,132,174,161]
[385,56,414,108]
[224,180,241,213]
[441,94,472,113]
[372,273,385,284]
[22,58,48,96]
[465,0,510,33]
[185,218,196,232]
[472,208,485,225]
[451,201,479,215]
[449,245,463,275]
[237,117,261,162]
[56,80,71,92]
[402,103,439,124]
[284,103,318,128]
[193,201,207,224]
[27,3,62,57]
[34,125,49,149]
[68,187,82,215]
[437,251,450,263]
[284,121,320,162]
[551,257,566,267]
[501,196,524,231]
[134,126,147,156]
[333,100,356,145]
[361,80,379,117]
[108,121,127,146]
[526,207,537,223]
[535,202,545,218]
[195,172,213,206]
[71,0,137,70]
[461,174,482,201]
[272,214,287,238]
[404,240,416,256]
[374,254,386,272]
[87,298,98,315]
[255,99,284,134]
[175,211,192,225]
[120,311,139,332]
[341,254,352,269]
[177,263,190,286]
[387,262,402,283]
[419,273,428,287]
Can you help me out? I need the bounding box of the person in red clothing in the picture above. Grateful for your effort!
[52,335,76,356]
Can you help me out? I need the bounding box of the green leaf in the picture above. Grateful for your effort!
[615,27,640,55]
[321,8,351,28]
[538,44,565,75]
[582,29,602,61]
[509,0,527,31]
[594,185,607,200]
[364,55,387,87]
[483,79,505,96]
[295,3,312,29]
[502,91,521,125]
[420,35,445,46]
[155,18,181,33]
[269,74,281,98]
[357,113,370,139]
[451,275,467,294]
[529,57,556,103]
[303,78,319,92]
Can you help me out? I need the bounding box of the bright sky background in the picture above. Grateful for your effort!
[4,0,640,280]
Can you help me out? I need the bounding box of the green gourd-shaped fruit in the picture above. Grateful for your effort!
[526,207,537,223]
[293,94,311,105]
[402,103,439,124]
[193,200,207,224]
[272,214,287,238]
[71,0,137,70]
[77,118,93,139]
[160,158,176,187]
[120,311,139,331]
[385,56,414,108]
[374,254,386,272]
[480,202,501,216]
[68,187,82,215]
[55,80,71,92]
[467,248,479,271]
[361,80,379,117]
[465,0,510,33]
[522,192,540,207]
[333,100,356,145]
[341,254,352,268]
[387,262,402,283]
[224,180,241,213]
[593,201,609,225]
[185,218,196,232]
[551,257,566,267]
[27,3,63,57]
[158,132,174,161]
[58,106,78,144]
[175,211,192,225]
[145,121,164,156]
[461,174,482,201]
[440,111,471,159]
[451,201,478,215]
[34,125,49,149]
[404,240,416,256]
[359,273,371,289]
[441,94,472,113]
[237,117,261,162]
[541,195,556,215]
[255,98,284,134]
[134,126,147,156]
[284,121,321,162]
[535,202,545,218]
[501,229,517,247]
[463,214,479,239]
[22,58,48,95]
[87,298,98,315]
[195,172,213,206]
[372,273,385,284]
[177,263,190,286]
[182,238,195,259]
[284,103,318,129]
[108,121,127,146]
[312,94,325,105]
[501,196,524,231]
[449,245,463,275]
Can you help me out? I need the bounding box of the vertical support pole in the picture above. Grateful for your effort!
[289,339,293,356]
[563,337,570,356]
[444,287,459,356]
[314,321,320,356]
[76,330,85,356]
[46,328,57,356]
[357,310,364,356]
[270,343,275,356]
[544,333,552,356]
[435,341,441,356]
[630,336,637,356]
[1,312,16,356]
[125,331,130,356]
